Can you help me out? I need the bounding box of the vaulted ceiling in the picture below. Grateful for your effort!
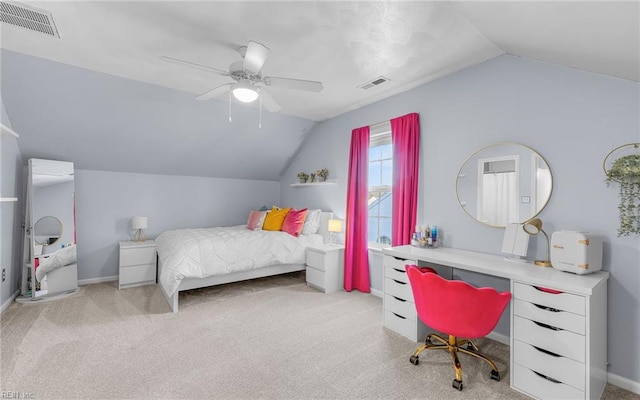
[1,1,638,179]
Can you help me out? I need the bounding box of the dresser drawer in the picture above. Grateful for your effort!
[513,299,585,335]
[306,250,325,271]
[513,316,585,363]
[513,339,585,391]
[120,246,156,267]
[384,277,414,302]
[120,263,155,286]
[384,294,416,321]
[513,363,585,400]
[513,282,585,316]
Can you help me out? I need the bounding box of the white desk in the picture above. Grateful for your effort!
[383,245,609,400]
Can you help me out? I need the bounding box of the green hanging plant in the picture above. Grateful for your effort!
[605,153,640,236]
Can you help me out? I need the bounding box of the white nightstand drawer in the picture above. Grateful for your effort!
[513,316,585,363]
[514,282,585,316]
[514,299,585,335]
[384,277,414,302]
[513,363,585,400]
[120,246,156,267]
[384,294,416,321]
[306,266,325,289]
[306,250,325,271]
[120,263,155,286]
[514,340,585,391]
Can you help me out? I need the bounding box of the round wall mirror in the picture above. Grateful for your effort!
[34,216,63,246]
[456,142,553,227]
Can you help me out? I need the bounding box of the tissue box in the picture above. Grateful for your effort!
[550,231,603,275]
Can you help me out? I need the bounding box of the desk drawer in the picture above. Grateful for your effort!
[120,247,156,267]
[384,309,420,341]
[514,339,585,391]
[384,294,416,321]
[384,277,413,302]
[513,363,584,400]
[513,282,585,316]
[513,299,585,335]
[385,264,410,284]
[513,316,585,363]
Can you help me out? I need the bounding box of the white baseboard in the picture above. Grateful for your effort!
[1,289,20,313]
[608,372,640,395]
[78,275,117,286]
[487,331,510,346]
[370,288,383,298]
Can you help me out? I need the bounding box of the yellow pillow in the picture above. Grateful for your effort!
[262,207,290,231]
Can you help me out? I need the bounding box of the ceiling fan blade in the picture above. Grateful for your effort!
[263,76,323,93]
[258,89,281,112]
[158,56,229,76]
[196,84,232,101]
[243,41,270,74]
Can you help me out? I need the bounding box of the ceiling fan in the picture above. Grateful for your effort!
[159,41,323,112]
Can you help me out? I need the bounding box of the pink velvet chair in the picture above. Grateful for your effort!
[405,265,512,391]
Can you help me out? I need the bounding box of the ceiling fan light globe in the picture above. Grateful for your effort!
[232,86,259,103]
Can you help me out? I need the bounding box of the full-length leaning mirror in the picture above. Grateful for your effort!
[456,142,553,227]
[18,158,78,302]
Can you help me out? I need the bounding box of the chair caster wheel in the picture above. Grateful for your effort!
[466,342,475,351]
[490,370,501,381]
[452,379,463,391]
[409,355,419,365]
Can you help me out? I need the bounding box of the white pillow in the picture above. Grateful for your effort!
[302,209,322,235]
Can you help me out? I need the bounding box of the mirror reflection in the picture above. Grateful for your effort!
[34,216,63,246]
[456,143,552,227]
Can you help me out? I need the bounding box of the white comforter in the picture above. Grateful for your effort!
[156,225,323,296]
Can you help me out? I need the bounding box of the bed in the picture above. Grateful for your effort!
[156,210,333,312]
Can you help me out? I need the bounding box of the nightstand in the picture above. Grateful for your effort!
[305,245,344,293]
[119,240,157,289]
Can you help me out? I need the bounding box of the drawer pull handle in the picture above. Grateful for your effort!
[393,279,407,285]
[534,286,563,295]
[533,371,562,384]
[392,256,407,261]
[532,346,561,358]
[533,303,562,313]
[392,312,407,320]
[533,321,562,331]
[393,268,406,274]
[393,296,407,302]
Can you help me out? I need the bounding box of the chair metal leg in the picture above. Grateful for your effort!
[449,335,463,390]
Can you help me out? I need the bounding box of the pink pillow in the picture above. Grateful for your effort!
[281,208,308,237]
[247,210,267,230]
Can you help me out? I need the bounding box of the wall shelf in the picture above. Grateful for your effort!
[290,179,337,187]
[1,123,19,138]
[1,197,18,202]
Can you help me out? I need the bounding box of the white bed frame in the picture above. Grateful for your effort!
[159,211,333,313]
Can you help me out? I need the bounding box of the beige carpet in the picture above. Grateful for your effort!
[0,272,635,400]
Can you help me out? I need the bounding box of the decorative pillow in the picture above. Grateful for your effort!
[281,208,308,237]
[246,210,267,230]
[262,207,290,231]
[302,209,322,235]
[258,205,269,211]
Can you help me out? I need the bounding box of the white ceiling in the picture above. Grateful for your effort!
[2,1,638,122]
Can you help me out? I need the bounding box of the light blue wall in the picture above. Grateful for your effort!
[74,169,280,281]
[1,96,24,308]
[280,55,640,383]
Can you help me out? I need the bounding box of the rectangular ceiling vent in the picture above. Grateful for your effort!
[0,1,60,38]
[359,76,390,90]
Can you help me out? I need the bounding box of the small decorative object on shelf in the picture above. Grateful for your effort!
[297,172,309,183]
[412,225,439,248]
[316,168,329,182]
[310,173,316,182]
[604,142,640,236]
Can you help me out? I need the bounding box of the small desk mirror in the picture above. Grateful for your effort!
[456,142,552,227]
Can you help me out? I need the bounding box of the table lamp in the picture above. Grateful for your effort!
[522,218,551,267]
[132,216,148,242]
[328,219,342,245]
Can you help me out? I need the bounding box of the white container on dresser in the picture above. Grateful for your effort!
[305,245,344,293]
[119,240,157,289]
[511,281,607,400]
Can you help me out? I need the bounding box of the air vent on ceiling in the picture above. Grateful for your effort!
[0,1,59,38]
[359,76,390,90]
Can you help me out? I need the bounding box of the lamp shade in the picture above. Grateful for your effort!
[132,216,148,230]
[328,219,342,233]
[523,218,543,235]
[232,80,259,103]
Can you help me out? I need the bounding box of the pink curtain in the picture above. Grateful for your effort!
[391,113,420,246]
[344,126,371,293]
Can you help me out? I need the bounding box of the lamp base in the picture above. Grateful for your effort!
[132,229,146,243]
[534,260,552,267]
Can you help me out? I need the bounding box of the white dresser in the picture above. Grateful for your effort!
[383,245,609,400]
[119,240,157,289]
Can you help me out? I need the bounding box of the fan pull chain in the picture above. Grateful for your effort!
[228,91,232,122]
[259,94,262,129]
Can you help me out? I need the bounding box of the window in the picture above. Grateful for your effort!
[368,123,392,244]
